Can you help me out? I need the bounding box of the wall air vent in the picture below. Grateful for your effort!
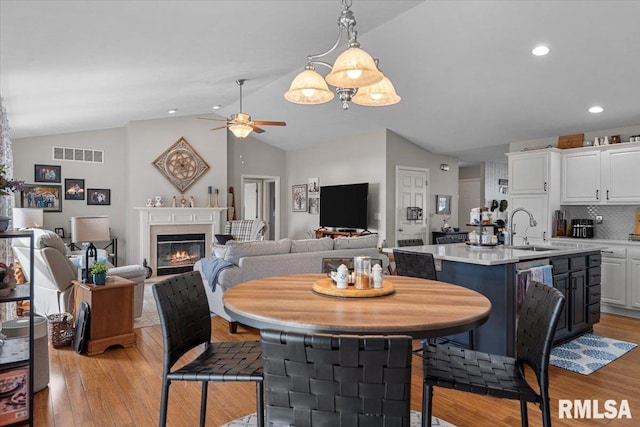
[52,146,104,163]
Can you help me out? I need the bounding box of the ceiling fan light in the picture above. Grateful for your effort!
[352,76,401,106]
[285,69,334,104]
[229,123,253,138]
[325,47,384,88]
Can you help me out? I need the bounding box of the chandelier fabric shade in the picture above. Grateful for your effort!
[285,68,335,104]
[352,76,401,106]
[325,47,384,89]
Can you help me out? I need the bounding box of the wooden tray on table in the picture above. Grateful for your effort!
[312,278,395,298]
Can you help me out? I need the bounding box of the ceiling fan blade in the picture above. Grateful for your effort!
[198,116,228,122]
[210,124,231,131]
[250,125,266,133]
[253,120,286,127]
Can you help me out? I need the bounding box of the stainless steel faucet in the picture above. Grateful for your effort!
[509,208,537,245]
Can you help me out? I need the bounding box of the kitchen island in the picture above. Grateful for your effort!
[385,241,606,356]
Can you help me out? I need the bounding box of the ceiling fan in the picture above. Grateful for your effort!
[199,79,286,138]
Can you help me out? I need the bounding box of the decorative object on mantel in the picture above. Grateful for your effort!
[285,0,400,109]
[152,136,209,193]
[228,186,237,220]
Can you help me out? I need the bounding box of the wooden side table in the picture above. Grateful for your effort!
[73,275,136,356]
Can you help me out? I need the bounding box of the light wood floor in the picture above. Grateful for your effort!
[35,313,640,426]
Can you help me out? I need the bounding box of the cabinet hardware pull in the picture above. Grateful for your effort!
[601,250,614,254]
[606,190,610,200]
[596,189,599,200]
[544,182,547,192]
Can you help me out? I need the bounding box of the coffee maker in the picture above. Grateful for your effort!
[571,219,594,238]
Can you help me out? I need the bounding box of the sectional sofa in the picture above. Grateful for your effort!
[193,234,387,332]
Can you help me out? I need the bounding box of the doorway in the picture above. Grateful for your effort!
[241,175,280,240]
[458,178,481,232]
[395,166,430,245]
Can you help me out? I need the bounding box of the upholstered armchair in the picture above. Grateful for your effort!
[222,219,267,242]
[12,228,147,317]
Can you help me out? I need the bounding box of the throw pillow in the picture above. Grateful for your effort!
[291,237,334,253]
[215,234,235,245]
[333,234,379,250]
[224,238,292,265]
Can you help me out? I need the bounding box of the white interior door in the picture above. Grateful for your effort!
[395,166,429,245]
[459,178,481,231]
[241,174,280,240]
[243,180,260,220]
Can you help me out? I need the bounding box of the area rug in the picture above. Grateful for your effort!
[133,283,160,328]
[550,333,637,375]
[222,410,456,426]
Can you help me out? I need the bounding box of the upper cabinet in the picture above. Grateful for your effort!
[508,151,554,194]
[561,145,640,204]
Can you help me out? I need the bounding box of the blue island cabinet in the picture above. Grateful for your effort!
[436,250,601,357]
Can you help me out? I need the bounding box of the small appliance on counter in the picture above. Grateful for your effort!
[553,210,566,237]
[571,219,594,238]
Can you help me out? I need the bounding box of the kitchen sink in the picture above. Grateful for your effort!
[507,245,555,252]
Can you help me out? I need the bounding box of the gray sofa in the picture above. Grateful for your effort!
[193,234,387,332]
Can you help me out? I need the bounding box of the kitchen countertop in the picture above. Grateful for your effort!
[550,237,640,247]
[383,241,608,266]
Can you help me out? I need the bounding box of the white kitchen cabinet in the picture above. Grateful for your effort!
[508,151,555,194]
[600,246,627,306]
[507,149,561,241]
[508,194,548,242]
[561,145,640,204]
[561,150,600,203]
[630,248,640,309]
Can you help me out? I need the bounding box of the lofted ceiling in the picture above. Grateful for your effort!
[2,1,639,165]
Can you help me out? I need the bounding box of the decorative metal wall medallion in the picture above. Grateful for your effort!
[152,137,209,193]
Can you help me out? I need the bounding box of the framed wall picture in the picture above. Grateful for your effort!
[87,188,111,205]
[54,227,65,238]
[64,178,85,200]
[292,184,307,212]
[435,194,452,215]
[20,184,63,212]
[308,196,319,214]
[308,177,319,197]
[34,164,61,183]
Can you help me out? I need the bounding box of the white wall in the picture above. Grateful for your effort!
[286,129,387,240]
[13,113,227,265]
[385,130,459,245]
[509,124,640,152]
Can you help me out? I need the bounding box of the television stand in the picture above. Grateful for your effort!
[315,229,369,239]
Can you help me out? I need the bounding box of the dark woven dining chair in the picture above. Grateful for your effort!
[397,238,424,247]
[152,271,264,427]
[392,249,437,280]
[260,329,413,427]
[435,234,466,244]
[421,281,565,427]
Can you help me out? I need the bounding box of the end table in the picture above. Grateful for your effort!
[73,275,136,356]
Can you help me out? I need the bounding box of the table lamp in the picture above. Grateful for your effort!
[12,208,44,229]
[71,216,110,283]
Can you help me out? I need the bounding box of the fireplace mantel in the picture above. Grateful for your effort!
[135,207,227,274]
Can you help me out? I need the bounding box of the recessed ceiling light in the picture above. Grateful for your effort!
[531,45,550,56]
[212,105,221,110]
[168,109,178,114]
[588,106,604,114]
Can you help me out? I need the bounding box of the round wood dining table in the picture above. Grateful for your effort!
[223,273,491,339]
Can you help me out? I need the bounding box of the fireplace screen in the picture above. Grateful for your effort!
[156,233,206,276]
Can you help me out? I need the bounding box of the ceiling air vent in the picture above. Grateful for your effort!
[52,146,104,163]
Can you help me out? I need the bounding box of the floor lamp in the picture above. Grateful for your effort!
[71,216,110,283]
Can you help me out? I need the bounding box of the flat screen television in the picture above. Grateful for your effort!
[319,183,368,231]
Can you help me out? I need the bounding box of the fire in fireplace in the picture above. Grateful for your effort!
[156,233,206,276]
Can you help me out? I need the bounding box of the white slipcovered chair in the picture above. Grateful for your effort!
[12,228,147,317]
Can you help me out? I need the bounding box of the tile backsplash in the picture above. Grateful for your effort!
[562,205,639,240]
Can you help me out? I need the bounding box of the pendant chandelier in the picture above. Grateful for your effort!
[284,0,400,110]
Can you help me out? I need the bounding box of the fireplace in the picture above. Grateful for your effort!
[156,233,206,276]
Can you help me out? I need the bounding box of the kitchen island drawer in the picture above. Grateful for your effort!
[588,253,601,266]
[589,267,601,285]
[551,258,569,274]
[588,303,601,324]
[588,285,601,304]
[569,255,586,271]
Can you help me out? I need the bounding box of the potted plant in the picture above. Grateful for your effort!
[91,261,108,285]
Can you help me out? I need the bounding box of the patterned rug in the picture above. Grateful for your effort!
[550,333,637,375]
[222,410,455,426]
[133,283,160,328]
